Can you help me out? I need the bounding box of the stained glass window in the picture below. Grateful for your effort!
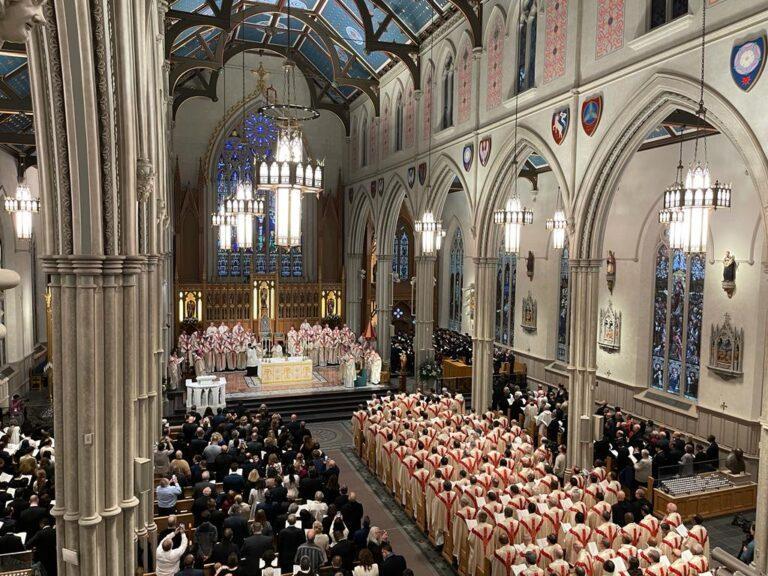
[441,55,454,129]
[556,246,570,362]
[650,240,705,400]
[215,110,304,278]
[392,221,410,281]
[449,228,464,332]
[517,0,537,93]
[495,249,517,346]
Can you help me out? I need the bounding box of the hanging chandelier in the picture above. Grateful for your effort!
[5,182,39,240]
[658,0,731,254]
[256,4,323,248]
[415,211,445,255]
[546,189,568,250]
[494,9,533,256]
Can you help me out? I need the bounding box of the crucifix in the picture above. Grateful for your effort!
[250,63,269,96]
[720,401,728,411]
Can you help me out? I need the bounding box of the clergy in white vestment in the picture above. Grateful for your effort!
[300,319,311,350]
[246,344,260,376]
[193,352,206,377]
[168,353,182,390]
[205,322,218,336]
[272,343,284,358]
[369,351,382,384]
[341,354,357,388]
[287,326,299,356]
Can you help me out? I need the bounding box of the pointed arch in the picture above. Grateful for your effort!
[349,185,375,255]
[425,153,474,223]
[574,72,768,260]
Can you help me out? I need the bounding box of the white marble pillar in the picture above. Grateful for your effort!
[346,252,363,335]
[375,254,393,369]
[565,259,601,469]
[414,255,436,375]
[471,257,497,412]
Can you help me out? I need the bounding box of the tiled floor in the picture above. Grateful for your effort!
[707,511,754,557]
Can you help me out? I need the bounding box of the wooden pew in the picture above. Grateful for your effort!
[154,512,194,533]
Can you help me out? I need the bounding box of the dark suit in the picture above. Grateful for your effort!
[278,525,306,572]
[381,553,407,576]
[329,538,356,571]
[611,501,633,527]
[341,500,364,533]
[175,568,204,576]
[223,515,249,548]
[0,533,24,554]
[18,506,49,538]
[240,533,274,574]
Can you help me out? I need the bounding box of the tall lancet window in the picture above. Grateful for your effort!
[441,55,455,129]
[360,116,369,167]
[448,228,464,332]
[392,221,410,281]
[650,241,705,400]
[517,0,538,93]
[556,245,570,362]
[394,92,404,151]
[495,248,517,346]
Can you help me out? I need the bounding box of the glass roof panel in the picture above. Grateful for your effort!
[299,36,335,83]
[320,0,387,70]
[378,0,443,34]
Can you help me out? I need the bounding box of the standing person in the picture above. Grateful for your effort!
[9,395,23,425]
[553,445,567,486]
[278,514,306,575]
[380,543,407,576]
[155,525,188,576]
[353,549,379,576]
[155,477,182,516]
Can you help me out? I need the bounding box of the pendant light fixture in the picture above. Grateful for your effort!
[494,17,533,256]
[658,131,687,250]
[546,188,568,250]
[415,5,445,257]
[658,0,731,254]
[256,2,323,248]
[5,181,39,240]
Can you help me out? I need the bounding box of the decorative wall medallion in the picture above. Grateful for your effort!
[606,250,616,293]
[598,301,621,352]
[708,313,744,379]
[526,251,535,280]
[551,107,570,145]
[521,292,537,333]
[407,166,416,189]
[418,162,427,186]
[731,35,765,92]
[478,137,492,167]
[722,250,737,298]
[462,143,474,171]
[377,178,384,196]
[581,95,603,136]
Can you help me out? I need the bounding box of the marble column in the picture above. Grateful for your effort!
[472,257,497,412]
[346,253,363,335]
[565,259,601,469]
[27,1,166,572]
[375,254,393,369]
[414,255,436,376]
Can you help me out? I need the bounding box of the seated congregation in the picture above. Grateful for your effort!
[150,406,411,576]
[352,388,715,576]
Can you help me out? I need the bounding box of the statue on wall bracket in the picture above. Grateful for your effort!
[0,0,45,47]
[722,251,737,298]
[526,251,535,281]
[606,250,616,294]
[521,292,537,333]
[598,300,621,352]
[708,313,744,379]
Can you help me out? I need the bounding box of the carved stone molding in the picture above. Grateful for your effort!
[137,158,155,202]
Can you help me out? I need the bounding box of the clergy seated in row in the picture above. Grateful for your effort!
[355,390,713,576]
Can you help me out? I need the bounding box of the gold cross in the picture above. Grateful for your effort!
[250,63,269,96]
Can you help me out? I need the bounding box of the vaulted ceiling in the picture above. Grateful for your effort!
[167,0,484,127]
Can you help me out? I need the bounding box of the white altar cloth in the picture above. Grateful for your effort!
[185,375,227,412]
[257,356,313,386]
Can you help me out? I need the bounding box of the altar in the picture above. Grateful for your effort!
[258,356,314,386]
[186,375,226,413]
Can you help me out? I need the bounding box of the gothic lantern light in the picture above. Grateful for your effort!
[415,211,445,255]
[546,189,568,250]
[493,29,533,256]
[658,0,731,254]
[4,182,39,240]
[256,4,323,247]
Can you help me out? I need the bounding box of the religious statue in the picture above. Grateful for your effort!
[526,251,535,280]
[0,0,45,47]
[725,448,746,474]
[606,250,616,294]
[722,250,737,298]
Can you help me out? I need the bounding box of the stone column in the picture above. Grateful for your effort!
[472,257,497,412]
[375,254,393,369]
[414,255,436,376]
[565,259,601,469]
[345,253,363,335]
[27,1,166,572]
[752,279,768,572]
